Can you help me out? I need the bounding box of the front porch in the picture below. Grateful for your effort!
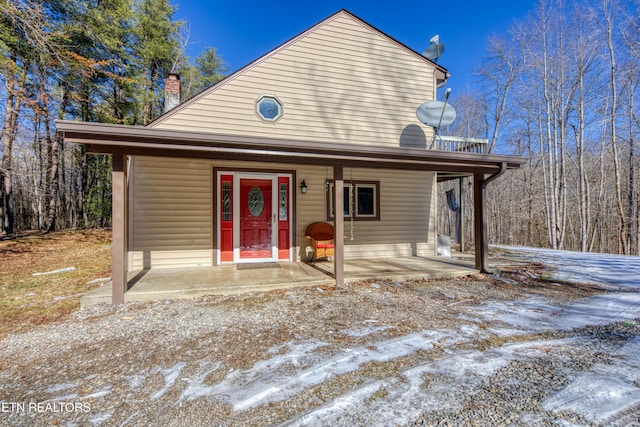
[58,121,526,306]
[80,256,479,307]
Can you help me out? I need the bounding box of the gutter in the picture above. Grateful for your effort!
[481,162,508,187]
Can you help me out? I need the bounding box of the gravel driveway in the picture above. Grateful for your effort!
[1,268,639,426]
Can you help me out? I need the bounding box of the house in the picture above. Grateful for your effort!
[56,10,526,304]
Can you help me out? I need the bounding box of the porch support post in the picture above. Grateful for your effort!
[459,177,465,252]
[112,151,128,304]
[473,173,489,273]
[333,166,344,287]
[473,163,507,273]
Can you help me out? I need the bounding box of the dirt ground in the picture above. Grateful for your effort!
[0,229,576,340]
[2,231,638,426]
[0,229,112,338]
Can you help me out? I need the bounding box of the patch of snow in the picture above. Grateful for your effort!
[42,393,79,402]
[497,246,640,290]
[590,336,640,387]
[86,277,111,285]
[543,373,640,424]
[179,331,457,411]
[119,410,142,426]
[475,293,640,332]
[87,411,112,425]
[32,267,76,276]
[150,362,186,399]
[486,326,531,337]
[591,362,640,388]
[53,294,82,301]
[339,325,391,337]
[559,294,640,328]
[616,336,640,369]
[285,376,411,427]
[179,340,328,408]
[265,339,327,358]
[128,373,146,389]
[285,339,577,426]
[177,360,223,403]
[83,385,112,400]
[457,324,480,335]
[46,382,77,393]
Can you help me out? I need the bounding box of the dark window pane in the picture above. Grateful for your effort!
[357,187,374,215]
[343,187,350,215]
[329,185,352,217]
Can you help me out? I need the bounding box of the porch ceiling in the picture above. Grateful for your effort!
[56,120,527,175]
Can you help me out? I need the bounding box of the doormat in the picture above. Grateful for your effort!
[237,262,281,270]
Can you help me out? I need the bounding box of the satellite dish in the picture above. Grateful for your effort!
[416,101,457,128]
[422,34,445,62]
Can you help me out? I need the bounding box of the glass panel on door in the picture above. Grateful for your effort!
[239,178,273,259]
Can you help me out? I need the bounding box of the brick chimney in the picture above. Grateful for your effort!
[164,73,181,113]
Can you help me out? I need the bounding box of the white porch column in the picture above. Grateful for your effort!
[333,166,344,287]
[112,151,128,304]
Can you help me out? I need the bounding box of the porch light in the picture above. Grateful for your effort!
[300,180,308,194]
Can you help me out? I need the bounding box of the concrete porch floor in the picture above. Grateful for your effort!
[80,256,478,307]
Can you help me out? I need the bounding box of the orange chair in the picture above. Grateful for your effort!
[305,222,335,263]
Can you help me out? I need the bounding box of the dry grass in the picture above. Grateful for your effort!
[0,229,112,338]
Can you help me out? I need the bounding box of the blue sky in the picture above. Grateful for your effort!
[173,1,537,98]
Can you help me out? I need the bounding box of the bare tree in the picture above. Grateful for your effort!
[441,0,639,255]
[567,4,599,251]
[600,0,629,253]
[475,31,525,153]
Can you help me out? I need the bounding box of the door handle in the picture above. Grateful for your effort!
[273,213,276,223]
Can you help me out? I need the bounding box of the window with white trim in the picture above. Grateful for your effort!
[256,95,282,121]
[327,180,380,221]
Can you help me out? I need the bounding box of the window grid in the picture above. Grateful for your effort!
[279,183,288,221]
[326,180,380,221]
[222,181,232,221]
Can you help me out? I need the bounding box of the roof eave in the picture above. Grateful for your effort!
[56,120,527,174]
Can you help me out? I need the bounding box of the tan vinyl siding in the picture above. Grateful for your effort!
[152,12,436,148]
[296,167,436,260]
[129,157,436,269]
[129,250,213,270]
[129,157,213,270]
[295,166,331,260]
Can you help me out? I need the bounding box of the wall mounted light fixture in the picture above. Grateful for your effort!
[300,180,308,194]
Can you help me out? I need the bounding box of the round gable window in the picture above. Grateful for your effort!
[256,95,283,122]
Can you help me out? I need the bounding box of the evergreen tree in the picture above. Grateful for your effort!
[0,0,226,233]
[132,0,183,124]
[195,47,228,90]
[179,47,228,100]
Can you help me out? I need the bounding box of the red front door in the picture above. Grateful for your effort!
[239,179,273,259]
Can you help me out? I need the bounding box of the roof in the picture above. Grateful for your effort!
[55,10,526,176]
[56,120,527,175]
[148,9,449,128]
